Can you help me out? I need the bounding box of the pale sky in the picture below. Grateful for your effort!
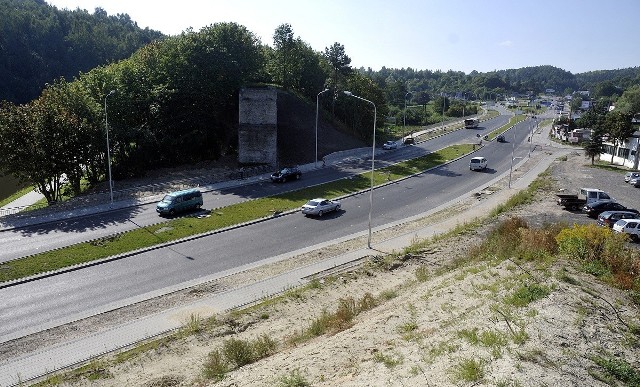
[45,0,639,74]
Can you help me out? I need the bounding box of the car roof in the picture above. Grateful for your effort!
[471,156,485,160]
[615,218,640,224]
[600,210,637,216]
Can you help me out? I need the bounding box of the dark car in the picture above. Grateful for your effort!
[582,200,638,219]
[403,137,415,145]
[270,166,302,183]
[597,210,640,228]
[496,135,506,142]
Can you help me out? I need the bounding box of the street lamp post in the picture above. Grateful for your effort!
[315,89,330,168]
[104,90,115,204]
[441,92,446,132]
[509,123,517,188]
[403,92,410,139]
[344,91,377,249]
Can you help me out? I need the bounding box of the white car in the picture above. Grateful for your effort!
[612,218,640,241]
[469,156,488,171]
[301,198,341,217]
[382,140,398,150]
[624,172,640,183]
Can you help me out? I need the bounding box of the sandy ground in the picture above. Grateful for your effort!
[23,151,640,386]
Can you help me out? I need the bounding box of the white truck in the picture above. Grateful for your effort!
[556,188,613,211]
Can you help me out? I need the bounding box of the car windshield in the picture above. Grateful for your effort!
[161,195,175,203]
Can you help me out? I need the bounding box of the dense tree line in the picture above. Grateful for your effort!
[0,0,164,103]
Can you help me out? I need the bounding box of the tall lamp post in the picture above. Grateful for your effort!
[315,88,330,168]
[104,90,115,204]
[403,92,410,139]
[441,91,446,132]
[344,91,377,249]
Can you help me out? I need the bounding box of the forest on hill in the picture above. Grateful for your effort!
[0,0,164,103]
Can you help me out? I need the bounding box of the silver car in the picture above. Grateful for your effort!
[301,198,341,217]
[625,172,640,183]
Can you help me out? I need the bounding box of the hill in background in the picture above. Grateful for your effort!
[0,0,164,104]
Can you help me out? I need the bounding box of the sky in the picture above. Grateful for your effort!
[45,0,639,75]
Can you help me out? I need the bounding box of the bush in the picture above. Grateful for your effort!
[555,224,640,290]
[202,349,228,381]
[222,338,255,368]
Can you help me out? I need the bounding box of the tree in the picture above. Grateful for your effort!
[324,42,352,115]
[615,85,640,116]
[0,99,67,203]
[271,23,297,90]
[268,24,327,99]
[605,110,634,164]
[584,126,606,165]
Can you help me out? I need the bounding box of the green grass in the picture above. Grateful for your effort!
[0,144,474,283]
[0,185,33,208]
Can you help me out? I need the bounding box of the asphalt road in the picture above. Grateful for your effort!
[0,111,540,342]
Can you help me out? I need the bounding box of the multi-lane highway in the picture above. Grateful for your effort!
[1,110,540,343]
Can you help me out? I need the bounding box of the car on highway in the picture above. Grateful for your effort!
[301,198,341,217]
[270,166,302,183]
[582,200,638,219]
[596,210,640,228]
[496,134,506,142]
[612,218,640,241]
[403,137,415,145]
[469,156,488,171]
[156,188,203,216]
[382,140,398,150]
[624,172,640,183]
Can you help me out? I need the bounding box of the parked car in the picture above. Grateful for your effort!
[270,166,302,183]
[496,134,506,142]
[382,140,398,150]
[469,156,488,171]
[624,172,640,183]
[156,188,203,216]
[630,177,640,187]
[582,200,638,219]
[301,198,341,217]
[597,210,640,228]
[403,137,415,145]
[612,218,640,241]
[557,188,613,211]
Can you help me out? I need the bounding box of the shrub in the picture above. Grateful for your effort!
[451,358,484,383]
[253,334,277,359]
[222,338,255,368]
[278,369,310,387]
[556,224,640,290]
[202,349,228,381]
[505,283,550,307]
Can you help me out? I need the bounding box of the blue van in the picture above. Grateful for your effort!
[156,188,203,216]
